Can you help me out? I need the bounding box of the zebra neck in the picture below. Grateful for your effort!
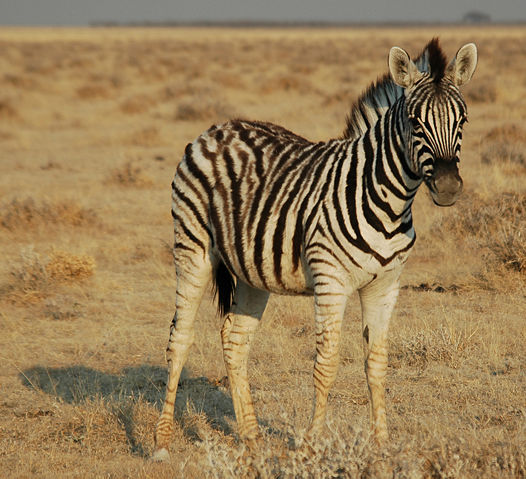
[353,103,421,225]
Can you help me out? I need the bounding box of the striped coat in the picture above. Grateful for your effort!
[152,38,478,461]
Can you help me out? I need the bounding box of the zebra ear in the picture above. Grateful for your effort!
[446,43,477,86]
[388,46,419,89]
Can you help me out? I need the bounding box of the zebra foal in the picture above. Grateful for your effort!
[153,38,477,461]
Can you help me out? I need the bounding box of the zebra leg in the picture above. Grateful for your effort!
[358,270,401,446]
[306,289,348,441]
[221,281,269,446]
[152,260,212,462]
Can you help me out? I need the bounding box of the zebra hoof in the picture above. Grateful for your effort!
[151,448,171,462]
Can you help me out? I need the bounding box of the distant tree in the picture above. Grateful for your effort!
[463,11,491,24]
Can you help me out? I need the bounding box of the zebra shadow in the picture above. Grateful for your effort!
[20,364,235,455]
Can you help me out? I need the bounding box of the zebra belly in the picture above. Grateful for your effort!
[214,242,314,296]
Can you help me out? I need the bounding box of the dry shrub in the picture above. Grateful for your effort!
[423,440,526,479]
[485,124,526,144]
[215,71,245,90]
[45,250,95,282]
[436,192,526,274]
[481,142,525,169]
[202,426,403,479]
[482,124,526,171]
[120,94,157,115]
[6,247,50,303]
[4,247,95,303]
[201,424,525,478]
[129,126,161,147]
[0,197,98,230]
[175,97,236,122]
[259,74,314,95]
[109,160,153,187]
[75,84,111,100]
[2,73,35,89]
[44,295,83,321]
[0,98,19,120]
[390,323,476,369]
[463,75,497,103]
[491,224,526,273]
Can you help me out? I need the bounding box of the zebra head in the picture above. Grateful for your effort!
[389,40,477,206]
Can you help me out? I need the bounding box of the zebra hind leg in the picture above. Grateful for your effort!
[152,257,213,462]
[221,281,269,447]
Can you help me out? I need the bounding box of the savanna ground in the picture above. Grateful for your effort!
[0,25,525,478]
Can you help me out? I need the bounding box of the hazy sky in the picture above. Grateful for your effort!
[1,0,525,25]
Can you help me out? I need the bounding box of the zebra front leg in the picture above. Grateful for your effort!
[221,281,269,446]
[358,270,401,446]
[153,266,211,461]
[306,290,348,441]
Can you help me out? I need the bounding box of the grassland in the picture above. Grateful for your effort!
[0,26,525,478]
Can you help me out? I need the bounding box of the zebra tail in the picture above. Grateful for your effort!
[213,261,236,316]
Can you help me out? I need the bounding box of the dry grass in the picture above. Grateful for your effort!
[109,160,154,187]
[3,247,95,304]
[434,192,526,276]
[0,25,525,478]
[0,197,98,230]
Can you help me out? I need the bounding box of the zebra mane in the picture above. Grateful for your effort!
[342,38,446,140]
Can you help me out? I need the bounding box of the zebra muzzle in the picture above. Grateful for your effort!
[426,158,463,207]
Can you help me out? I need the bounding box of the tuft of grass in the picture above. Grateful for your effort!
[120,94,157,115]
[75,84,111,100]
[485,124,526,144]
[463,75,497,103]
[4,247,95,303]
[0,197,98,230]
[129,126,161,147]
[481,142,526,169]
[109,160,154,187]
[259,73,314,95]
[201,423,526,478]
[390,322,477,369]
[0,98,20,120]
[6,246,49,303]
[175,97,236,122]
[435,192,526,276]
[45,250,95,282]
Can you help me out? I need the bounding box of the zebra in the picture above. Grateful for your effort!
[152,38,477,461]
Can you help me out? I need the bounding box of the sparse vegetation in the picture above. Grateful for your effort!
[0,197,98,230]
[3,247,95,304]
[175,97,237,122]
[109,160,154,187]
[435,192,526,275]
[0,26,525,478]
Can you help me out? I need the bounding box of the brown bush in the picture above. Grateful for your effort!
[175,97,237,122]
[120,94,157,115]
[463,76,497,103]
[4,248,95,303]
[75,84,112,100]
[259,73,314,95]
[485,124,526,144]
[0,198,98,230]
[7,247,49,302]
[129,126,161,147]
[436,192,526,274]
[109,160,154,187]
[0,98,20,120]
[45,250,95,282]
[481,142,525,168]
[390,324,476,369]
